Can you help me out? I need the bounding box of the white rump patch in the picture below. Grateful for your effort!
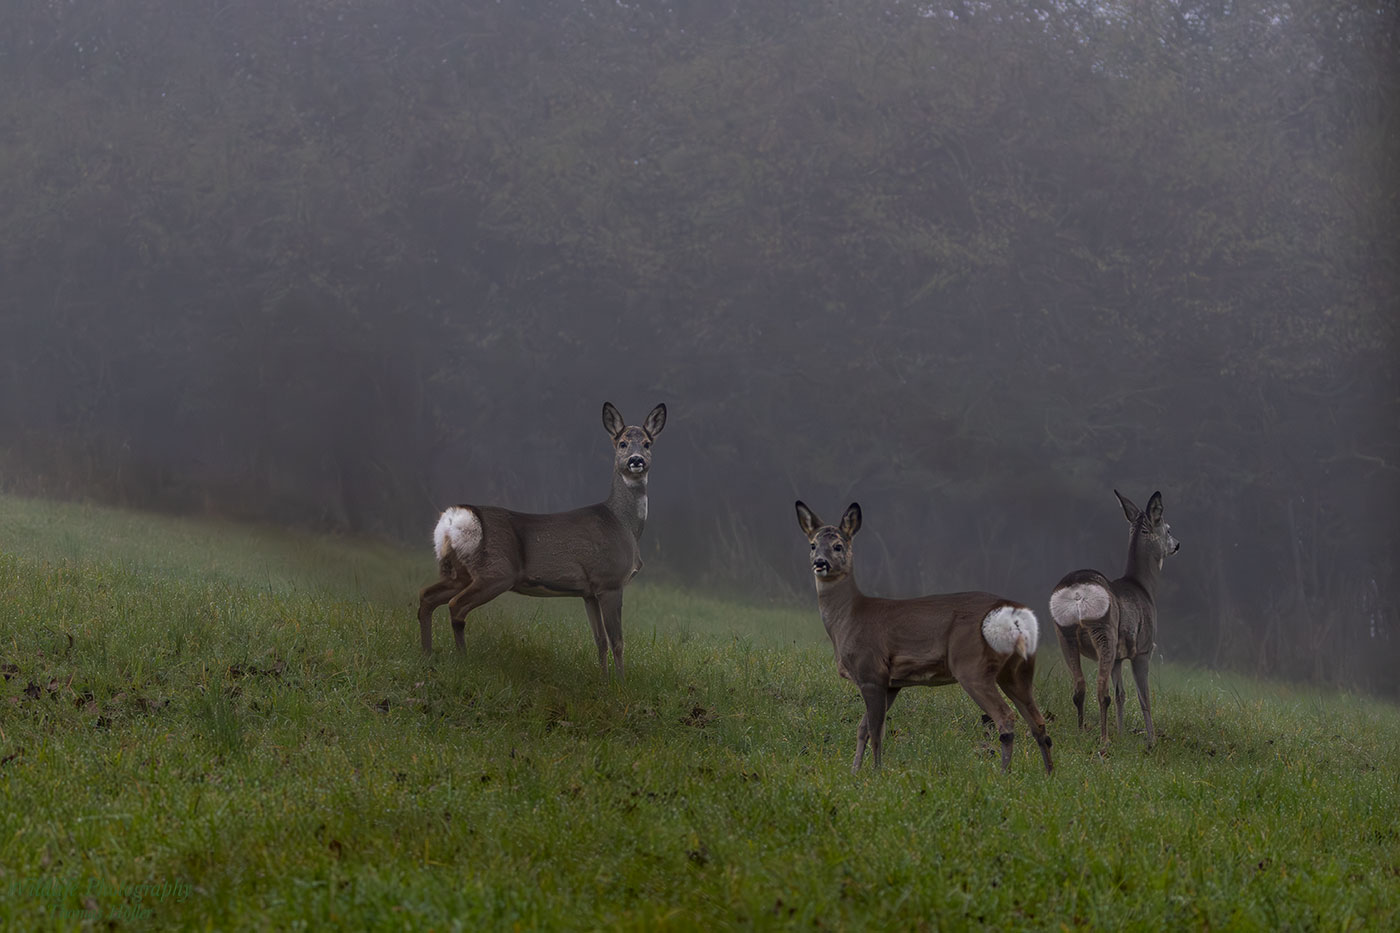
[1049,583,1112,629]
[433,506,482,561]
[982,606,1039,659]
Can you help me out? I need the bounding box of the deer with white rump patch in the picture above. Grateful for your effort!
[417,402,666,676]
[1049,490,1179,747]
[795,501,1053,774]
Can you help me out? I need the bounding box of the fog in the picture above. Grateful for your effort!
[0,1,1395,694]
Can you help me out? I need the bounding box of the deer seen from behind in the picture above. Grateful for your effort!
[1049,489,1180,747]
[795,501,1053,774]
[417,402,667,677]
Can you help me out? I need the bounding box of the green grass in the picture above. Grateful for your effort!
[1,493,1397,930]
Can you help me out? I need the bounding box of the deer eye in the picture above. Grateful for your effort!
[643,441,651,449]
[833,543,844,552]
[810,542,816,550]
[619,441,628,449]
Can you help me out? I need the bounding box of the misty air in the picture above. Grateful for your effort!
[1,1,1396,929]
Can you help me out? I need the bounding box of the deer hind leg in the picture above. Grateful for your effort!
[418,577,466,654]
[596,590,625,679]
[998,659,1054,774]
[956,669,1017,772]
[1112,658,1127,736]
[1130,654,1156,748]
[446,576,516,651]
[1054,624,1087,730]
[1090,626,1118,744]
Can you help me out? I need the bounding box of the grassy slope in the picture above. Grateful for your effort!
[0,494,1397,931]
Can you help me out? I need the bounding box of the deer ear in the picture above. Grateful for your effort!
[840,502,862,538]
[1114,489,1141,525]
[643,403,667,438]
[795,501,822,538]
[602,402,625,439]
[1146,491,1164,525]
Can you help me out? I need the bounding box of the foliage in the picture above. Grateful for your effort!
[0,1,1396,692]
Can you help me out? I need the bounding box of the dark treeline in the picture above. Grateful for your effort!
[1,1,1396,694]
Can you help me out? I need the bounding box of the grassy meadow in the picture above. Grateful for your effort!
[0,493,1397,931]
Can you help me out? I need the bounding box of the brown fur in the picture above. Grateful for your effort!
[1050,489,1180,747]
[417,402,666,677]
[796,501,1053,774]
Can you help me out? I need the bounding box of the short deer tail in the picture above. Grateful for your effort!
[982,605,1039,659]
[1049,577,1112,629]
[433,506,482,562]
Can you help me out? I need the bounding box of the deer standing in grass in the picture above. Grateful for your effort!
[418,402,667,677]
[1049,490,1179,747]
[795,501,1053,774]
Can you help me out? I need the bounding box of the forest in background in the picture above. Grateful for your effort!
[0,0,1395,694]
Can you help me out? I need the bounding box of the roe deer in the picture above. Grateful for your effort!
[418,402,667,677]
[1049,490,1179,747]
[795,501,1053,774]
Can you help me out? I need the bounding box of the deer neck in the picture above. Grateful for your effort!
[814,573,862,642]
[605,469,648,540]
[1122,532,1162,600]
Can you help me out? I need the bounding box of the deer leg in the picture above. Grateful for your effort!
[884,687,901,722]
[879,687,902,746]
[1091,626,1117,744]
[583,597,609,673]
[1112,658,1127,736]
[856,684,891,772]
[998,659,1054,775]
[853,712,870,773]
[853,688,902,771]
[596,590,625,679]
[446,577,515,651]
[957,671,1017,772]
[417,578,465,654]
[1130,654,1156,748]
[1054,623,1086,730]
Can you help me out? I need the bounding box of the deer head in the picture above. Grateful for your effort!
[1116,489,1180,570]
[795,501,862,581]
[604,402,667,486]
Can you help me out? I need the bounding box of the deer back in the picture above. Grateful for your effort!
[822,587,1034,689]
[438,503,639,598]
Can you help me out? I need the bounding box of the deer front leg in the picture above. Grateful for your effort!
[583,597,609,674]
[1054,623,1087,729]
[852,688,902,772]
[855,684,891,772]
[1131,654,1156,748]
[597,589,625,679]
[417,578,465,654]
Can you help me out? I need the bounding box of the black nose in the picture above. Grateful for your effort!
[813,558,830,572]
[627,456,646,469]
